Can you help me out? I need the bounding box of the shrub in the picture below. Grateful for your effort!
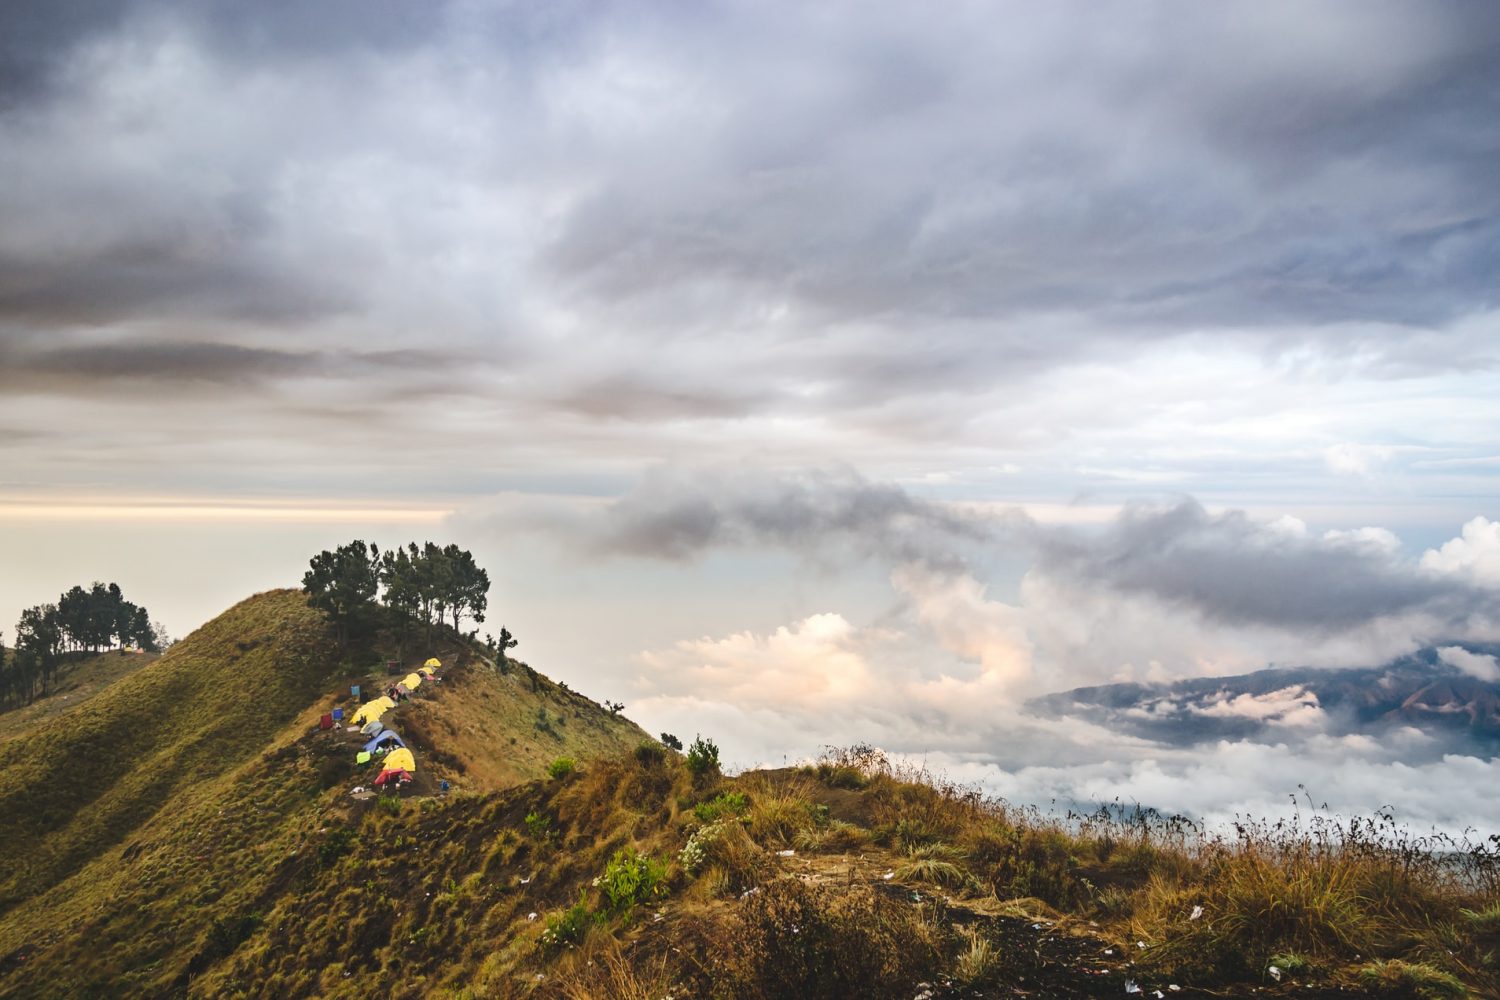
[633,741,666,768]
[952,927,998,986]
[547,756,576,780]
[1357,960,1466,999]
[708,878,941,999]
[318,828,358,868]
[746,792,819,846]
[375,793,402,816]
[795,819,871,854]
[541,894,594,952]
[686,734,720,777]
[524,811,553,841]
[694,791,749,824]
[660,732,683,751]
[534,706,556,736]
[896,844,974,890]
[598,847,669,918]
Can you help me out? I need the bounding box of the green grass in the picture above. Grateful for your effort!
[0,589,337,914]
[0,589,655,999]
[0,648,159,732]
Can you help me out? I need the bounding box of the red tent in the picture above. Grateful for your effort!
[319,713,334,730]
[373,769,412,787]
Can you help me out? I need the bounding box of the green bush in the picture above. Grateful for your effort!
[599,847,670,918]
[524,811,553,841]
[695,791,750,824]
[318,828,358,868]
[540,894,594,952]
[687,734,721,777]
[547,756,576,780]
[634,741,667,768]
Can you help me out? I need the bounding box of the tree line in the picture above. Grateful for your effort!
[2,582,159,708]
[302,540,491,652]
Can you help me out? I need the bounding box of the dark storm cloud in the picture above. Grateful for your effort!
[548,375,778,422]
[1032,500,1470,631]
[2,0,1498,432]
[541,1,1500,336]
[0,339,466,390]
[0,0,447,101]
[567,466,992,569]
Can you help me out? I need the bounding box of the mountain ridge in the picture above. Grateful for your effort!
[1027,645,1500,750]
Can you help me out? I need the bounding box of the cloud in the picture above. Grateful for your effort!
[1324,443,1395,477]
[889,563,1033,693]
[636,612,877,712]
[1189,686,1325,727]
[0,338,467,391]
[550,465,994,570]
[627,604,1499,833]
[1421,517,1500,587]
[1032,499,1472,632]
[1437,645,1500,682]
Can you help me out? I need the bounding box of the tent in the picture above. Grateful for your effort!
[424,657,441,668]
[418,666,436,679]
[360,719,384,737]
[383,747,416,773]
[403,672,423,691]
[363,730,406,755]
[350,696,396,726]
[331,707,344,722]
[319,713,334,731]
[372,768,411,787]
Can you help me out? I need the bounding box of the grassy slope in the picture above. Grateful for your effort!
[400,656,651,792]
[186,752,1500,1000]
[0,592,652,999]
[0,649,159,734]
[0,590,336,914]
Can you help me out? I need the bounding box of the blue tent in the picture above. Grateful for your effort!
[362,730,407,755]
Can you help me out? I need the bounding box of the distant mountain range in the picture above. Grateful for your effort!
[1028,645,1500,755]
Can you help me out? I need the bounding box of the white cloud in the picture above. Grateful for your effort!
[1323,443,1395,477]
[1422,517,1500,587]
[1190,686,1325,727]
[635,612,877,711]
[1437,645,1500,682]
[889,564,1033,694]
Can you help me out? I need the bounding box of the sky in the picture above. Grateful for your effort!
[3,0,1499,831]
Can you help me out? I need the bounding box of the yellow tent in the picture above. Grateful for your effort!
[351,696,396,726]
[424,657,441,668]
[403,672,423,691]
[418,666,436,678]
[383,747,416,773]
